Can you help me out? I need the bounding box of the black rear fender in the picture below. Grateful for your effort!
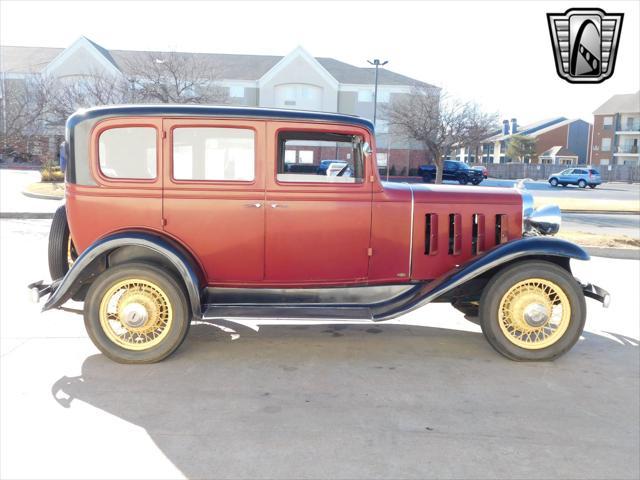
[42,232,204,318]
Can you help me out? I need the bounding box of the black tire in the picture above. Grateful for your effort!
[472,179,482,185]
[422,175,433,183]
[549,178,558,187]
[561,183,568,187]
[48,205,73,280]
[83,262,191,364]
[479,260,586,361]
[458,177,468,185]
[578,179,587,188]
[589,184,596,189]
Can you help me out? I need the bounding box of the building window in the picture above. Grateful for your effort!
[229,86,245,98]
[600,158,609,166]
[603,116,613,129]
[376,152,388,167]
[358,90,374,102]
[98,127,157,179]
[601,137,611,152]
[376,119,389,133]
[172,127,255,181]
[377,90,390,103]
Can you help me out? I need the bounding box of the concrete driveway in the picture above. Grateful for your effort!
[1,219,639,479]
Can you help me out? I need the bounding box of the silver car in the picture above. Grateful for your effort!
[548,167,602,189]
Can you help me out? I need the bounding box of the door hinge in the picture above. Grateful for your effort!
[162,130,167,139]
[367,247,373,257]
[161,218,167,226]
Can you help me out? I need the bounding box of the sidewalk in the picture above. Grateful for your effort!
[0,170,62,218]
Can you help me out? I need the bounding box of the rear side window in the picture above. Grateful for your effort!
[589,169,600,175]
[98,127,157,179]
[173,127,255,181]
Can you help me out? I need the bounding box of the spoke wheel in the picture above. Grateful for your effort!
[479,260,586,361]
[99,279,173,350]
[84,262,190,363]
[498,278,570,349]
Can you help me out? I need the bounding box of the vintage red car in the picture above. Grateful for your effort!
[30,105,609,363]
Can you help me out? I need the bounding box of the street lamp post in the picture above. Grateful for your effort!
[367,59,388,125]
[368,58,388,178]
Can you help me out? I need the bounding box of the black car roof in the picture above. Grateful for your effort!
[66,104,375,132]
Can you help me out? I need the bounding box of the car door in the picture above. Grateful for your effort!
[264,122,373,284]
[443,161,457,181]
[162,118,266,283]
[558,168,573,183]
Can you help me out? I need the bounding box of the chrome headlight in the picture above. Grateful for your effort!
[519,189,561,236]
[524,204,562,236]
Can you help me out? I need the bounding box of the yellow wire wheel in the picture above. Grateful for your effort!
[99,278,174,351]
[498,278,571,349]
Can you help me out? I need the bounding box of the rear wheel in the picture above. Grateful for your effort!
[479,261,586,361]
[422,174,433,183]
[48,205,77,280]
[549,178,558,187]
[83,263,191,364]
[458,177,468,185]
[589,184,596,189]
[578,179,587,188]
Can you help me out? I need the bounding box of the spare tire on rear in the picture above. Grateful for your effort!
[48,205,76,280]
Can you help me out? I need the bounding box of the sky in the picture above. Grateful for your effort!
[1,0,638,125]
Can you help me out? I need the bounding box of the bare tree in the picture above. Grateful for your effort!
[123,50,229,104]
[46,71,133,128]
[464,106,499,164]
[0,75,55,160]
[385,87,495,183]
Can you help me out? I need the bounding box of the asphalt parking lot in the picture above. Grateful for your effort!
[1,218,639,479]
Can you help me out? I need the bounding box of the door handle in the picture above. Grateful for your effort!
[244,203,262,208]
[270,203,288,208]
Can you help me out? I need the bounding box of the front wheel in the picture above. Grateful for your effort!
[458,177,468,185]
[479,260,586,361]
[578,179,587,188]
[83,263,191,363]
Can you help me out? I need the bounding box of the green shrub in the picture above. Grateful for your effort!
[41,166,64,182]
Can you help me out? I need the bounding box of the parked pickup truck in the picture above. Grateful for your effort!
[419,160,485,185]
[29,105,609,364]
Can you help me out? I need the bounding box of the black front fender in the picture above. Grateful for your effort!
[43,232,203,318]
[371,236,589,321]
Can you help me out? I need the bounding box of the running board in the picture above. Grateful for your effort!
[202,305,373,321]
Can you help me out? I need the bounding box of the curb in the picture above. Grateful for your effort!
[561,210,639,215]
[0,212,55,219]
[584,246,640,260]
[21,190,64,201]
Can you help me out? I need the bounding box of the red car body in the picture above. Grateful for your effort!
[65,113,521,288]
[32,106,609,363]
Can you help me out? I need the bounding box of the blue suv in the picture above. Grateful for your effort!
[548,167,602,189]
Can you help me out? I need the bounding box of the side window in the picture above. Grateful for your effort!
[277,131,364,184]
[98,127,157,179]
[172,127,255,181]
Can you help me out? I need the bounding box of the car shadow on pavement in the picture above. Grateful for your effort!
[50,322,639,480]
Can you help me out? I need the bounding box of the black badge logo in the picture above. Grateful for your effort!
[547,8,623,84]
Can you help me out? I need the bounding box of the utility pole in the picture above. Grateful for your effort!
[367,59,388,125]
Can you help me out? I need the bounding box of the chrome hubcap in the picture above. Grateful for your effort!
[523,303,549,327]
[120,303,149,328]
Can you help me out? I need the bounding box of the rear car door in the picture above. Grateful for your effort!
[264,122,373,284]
[162,118,266,283]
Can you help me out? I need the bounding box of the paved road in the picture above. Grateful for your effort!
[482,179,640,201]
[1,219,638,479]
[562,213,640,238]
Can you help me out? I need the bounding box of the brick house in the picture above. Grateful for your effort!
[590,91,640,166]
[0,36,436,172]
[454,117,592,165]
